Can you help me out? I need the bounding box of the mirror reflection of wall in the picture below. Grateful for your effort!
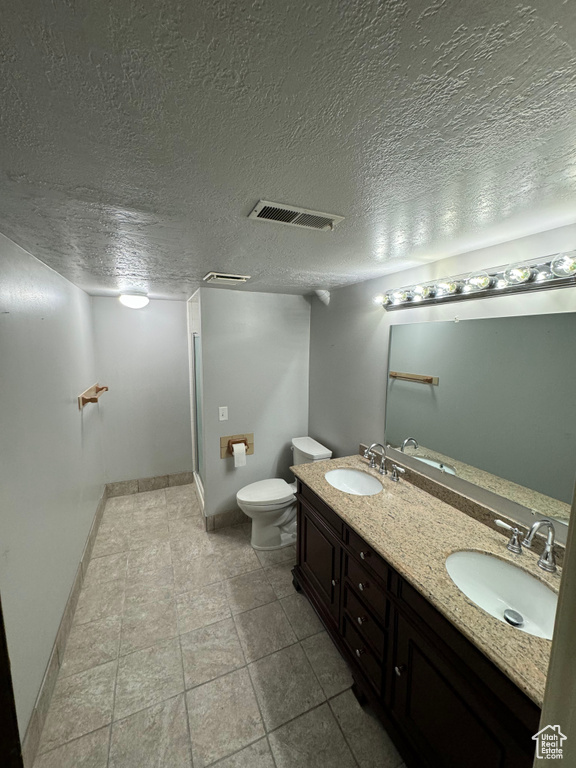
[386,313,576,525]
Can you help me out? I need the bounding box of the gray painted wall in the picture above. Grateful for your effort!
[200,289,310,516]
[92,297,193,483]
[0,235,105,736]
[309,224,576,468]
[387,315,576,503]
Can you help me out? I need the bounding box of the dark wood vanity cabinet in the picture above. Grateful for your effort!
[297,495,342,628]
[293,481,540,768]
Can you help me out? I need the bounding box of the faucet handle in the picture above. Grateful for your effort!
[495,520,523,554]
[390,464,406,482]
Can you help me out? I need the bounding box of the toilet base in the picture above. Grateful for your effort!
[251,531,296,551]
[245,502,297,550]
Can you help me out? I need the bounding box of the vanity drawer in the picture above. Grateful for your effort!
[345,527,389,585]
[342,614,383,695]
[298,482,344,537]
[344,553,388,622]
[343,584,386,660]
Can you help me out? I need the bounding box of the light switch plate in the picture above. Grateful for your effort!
[219,406,228,421]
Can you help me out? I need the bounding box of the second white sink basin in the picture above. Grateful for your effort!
[414,457,456,475]
[325,469,383,496]
[446,551,557,640]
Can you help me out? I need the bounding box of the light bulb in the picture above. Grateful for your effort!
[550,253,576,278]
[493,274,507,289]
[373,294,385,305]
[504,264,533,285]
[391,289,412,304]
[534,264,554,282]
[466,272,492,291]
[434,280,460,297]
[413,284,434,300]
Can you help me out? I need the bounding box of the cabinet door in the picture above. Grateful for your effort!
[299,501,341,625]
[392,611,533,768]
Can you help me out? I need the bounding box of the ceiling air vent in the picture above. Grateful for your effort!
[203,272,251,285]
[248,200,344,231]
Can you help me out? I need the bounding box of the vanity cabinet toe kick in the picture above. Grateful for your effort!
[292,480,540,768]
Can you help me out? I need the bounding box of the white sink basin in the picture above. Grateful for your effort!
[325,469,383,496]
[446,551,557,640]
[414,457,456,475]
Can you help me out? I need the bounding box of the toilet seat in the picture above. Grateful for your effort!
[236,478,295,506]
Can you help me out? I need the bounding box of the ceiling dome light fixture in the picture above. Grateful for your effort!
[378,249,576,311]
[119,291,150,309]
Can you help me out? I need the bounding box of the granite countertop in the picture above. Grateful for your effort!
[401,444,571,523]
[292,454,562,707]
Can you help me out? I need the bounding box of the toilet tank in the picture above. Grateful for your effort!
[291,437,332,465]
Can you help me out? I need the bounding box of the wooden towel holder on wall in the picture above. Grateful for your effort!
[78,383,109,409]
[389,371,439,385]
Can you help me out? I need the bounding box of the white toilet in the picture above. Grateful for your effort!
[236,437,332,550]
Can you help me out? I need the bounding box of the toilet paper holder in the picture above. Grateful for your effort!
[220,433,254,459]
[227,438,249,455]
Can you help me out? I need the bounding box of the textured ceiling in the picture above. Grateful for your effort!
[1,0,576,299]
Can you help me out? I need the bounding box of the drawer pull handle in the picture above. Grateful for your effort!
[360,551,370,560]
[355,648,365,658]
[357,616,367,625]
[395,665,406,677]
[358,583,366,591]
[331,579,339,587]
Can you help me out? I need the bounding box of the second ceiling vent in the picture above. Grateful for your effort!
[248,200,344,231]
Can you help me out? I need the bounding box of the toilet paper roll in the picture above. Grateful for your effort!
[232,442,246,467]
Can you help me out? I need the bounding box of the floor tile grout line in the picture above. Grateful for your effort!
[205,734,270,768]
[224,593,276,766]
[326,695,362,768]
[245,654,273,756]
[263,698,342,740]
[177,632,195,768]
[276,584,315,641]
[34,722,113,761]
[265,734,279,768]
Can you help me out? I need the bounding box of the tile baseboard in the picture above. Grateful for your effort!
[205,508,250,531]
[106,470,194,497]
[20,489,108,768]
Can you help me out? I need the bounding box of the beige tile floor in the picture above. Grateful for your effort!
[34,484,406,768]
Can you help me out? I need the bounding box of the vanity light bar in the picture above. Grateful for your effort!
[381,251,576,311]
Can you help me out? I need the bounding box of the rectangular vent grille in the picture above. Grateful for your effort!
[203,272,251,284]
[249,200,344,231]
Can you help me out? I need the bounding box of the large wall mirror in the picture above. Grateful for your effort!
[385,313,576,527]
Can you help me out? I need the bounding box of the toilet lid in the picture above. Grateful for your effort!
[237,478,295,506]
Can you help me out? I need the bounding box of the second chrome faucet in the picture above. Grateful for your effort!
[364,443,387,475]
[364,443,407,482]
[495,518,557,573]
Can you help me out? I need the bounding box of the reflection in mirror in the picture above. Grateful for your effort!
[385,313,576,526]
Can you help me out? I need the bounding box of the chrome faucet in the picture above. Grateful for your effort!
[522,519,557,573]
[364,443,387,475]
[401,437,419,452]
